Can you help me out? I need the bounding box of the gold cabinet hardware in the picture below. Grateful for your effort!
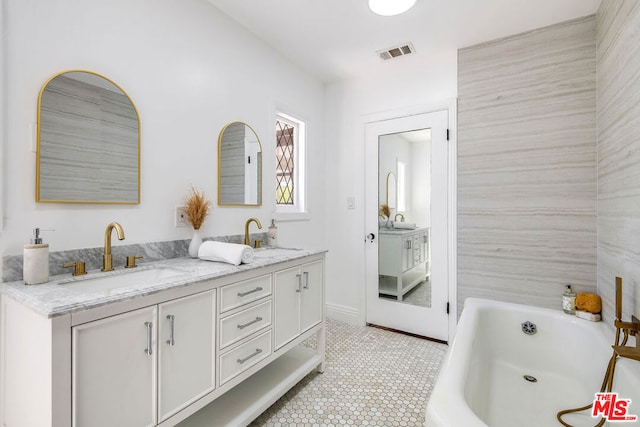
[63,261,87,276]
[125,255,143,269]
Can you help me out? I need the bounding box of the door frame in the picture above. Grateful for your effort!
[360,100,457,342]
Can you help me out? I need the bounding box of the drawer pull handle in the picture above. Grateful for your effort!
[237,286,263,297]
[296,274,302,293]
[144,321,153,355]
[166,314,175,346]
[303,271,310,289]
[237,316,263,330]
[237,348,263,364]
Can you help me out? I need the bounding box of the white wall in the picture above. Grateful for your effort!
[324,54,457,322]
[1,0,326,262]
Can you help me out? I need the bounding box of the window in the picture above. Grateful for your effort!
[275,113,306,214]
[397,160,407,212]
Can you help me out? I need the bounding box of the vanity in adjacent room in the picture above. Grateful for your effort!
[0,248,326,427]
[378,227,429,301]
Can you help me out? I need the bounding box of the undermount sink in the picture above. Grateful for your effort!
[58,266,187,292]
[253,247,303,258]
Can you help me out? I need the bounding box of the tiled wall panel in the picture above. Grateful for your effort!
[596,0,640,324]
[457,17,597,315]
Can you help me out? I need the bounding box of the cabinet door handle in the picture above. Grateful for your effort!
[166,314,175,346]
[237,316,263,330]
[303,271,310,289]
[237,348,263,364]
[144,321,153,355]
[405,240,412,249]
[296,274,302,293]
[237,286,263,297]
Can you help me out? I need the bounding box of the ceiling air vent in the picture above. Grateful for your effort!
[377,42,415,61]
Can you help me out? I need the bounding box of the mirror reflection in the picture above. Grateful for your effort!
[218,122,262,206]
[37,70,140,203]
[378,129,432,308]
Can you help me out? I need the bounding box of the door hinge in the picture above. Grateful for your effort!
[247,156,251,164]
[446,302,450,315]
[446,129,450,141]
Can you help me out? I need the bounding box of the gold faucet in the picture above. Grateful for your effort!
[394,213,405,222]
[102,222,125,271]
[244,218,262,247]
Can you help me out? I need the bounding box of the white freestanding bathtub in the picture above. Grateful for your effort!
[425,298,640,427]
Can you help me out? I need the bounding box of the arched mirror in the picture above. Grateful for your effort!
[36,70,140,203]
[218,122,262,206]
[385,172,396,209]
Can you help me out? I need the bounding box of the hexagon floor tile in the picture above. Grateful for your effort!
[250,318,448,427]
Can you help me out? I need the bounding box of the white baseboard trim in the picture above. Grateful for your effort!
[325,303,360,325]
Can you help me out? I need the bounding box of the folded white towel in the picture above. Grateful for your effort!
[198,241,254,265]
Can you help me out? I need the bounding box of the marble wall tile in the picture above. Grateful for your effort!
[457,16,598,316]
[596,0,640,324]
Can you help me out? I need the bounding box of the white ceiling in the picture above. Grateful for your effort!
[207,0,601,83]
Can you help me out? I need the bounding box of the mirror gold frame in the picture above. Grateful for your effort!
[218,121,262,206]
[36,70,141,204]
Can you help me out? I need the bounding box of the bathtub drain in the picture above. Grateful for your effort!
[523,375,538,383]
[521,321,537,335]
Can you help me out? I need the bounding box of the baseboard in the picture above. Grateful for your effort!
[325,303,360,324]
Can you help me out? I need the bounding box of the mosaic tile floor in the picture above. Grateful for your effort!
[380,279,432,308]
[249,318,448,427]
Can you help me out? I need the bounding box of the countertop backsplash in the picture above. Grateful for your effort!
[2,232,268,283]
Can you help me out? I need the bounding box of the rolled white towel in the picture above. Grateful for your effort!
[198,241,254,265]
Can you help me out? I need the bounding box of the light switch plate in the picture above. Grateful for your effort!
[175,206,188,227]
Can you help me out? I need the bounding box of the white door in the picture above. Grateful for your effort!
[158,290,216,422]
[72,306,157,427]
[365,110,449,341]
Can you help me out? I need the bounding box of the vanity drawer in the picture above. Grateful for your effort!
[219,300,272,350]
[220,274,272,313]
[219,330,272,385]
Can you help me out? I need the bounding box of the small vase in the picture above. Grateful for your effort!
[188,229,202,258]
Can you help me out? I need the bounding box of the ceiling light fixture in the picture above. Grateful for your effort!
[368,0,416,16]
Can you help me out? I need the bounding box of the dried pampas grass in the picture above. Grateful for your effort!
[379,203,390,219]
[184,186,211,230]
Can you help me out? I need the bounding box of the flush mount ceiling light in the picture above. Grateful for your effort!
[368,0,416,16]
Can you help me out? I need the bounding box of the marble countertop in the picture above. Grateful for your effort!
[378,226,429,235]
[0,247,326,319]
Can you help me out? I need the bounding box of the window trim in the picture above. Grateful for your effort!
[274,112,307,219]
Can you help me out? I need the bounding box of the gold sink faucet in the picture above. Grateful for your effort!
[244,218,262,247]
[394,213,405,222]
[102,222,125,271]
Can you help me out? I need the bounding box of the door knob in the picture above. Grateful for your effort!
[366,233,376,242]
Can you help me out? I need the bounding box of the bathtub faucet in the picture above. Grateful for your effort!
[612,314,640,362]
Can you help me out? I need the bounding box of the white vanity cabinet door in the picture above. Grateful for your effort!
[158,290,216,422]
[72,306,157,427]
[274,265,301,350]
[299,260,323,333]
[275,260,324,350]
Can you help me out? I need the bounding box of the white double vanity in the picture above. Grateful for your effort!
[0,248,326,427]
[378,227,429,300]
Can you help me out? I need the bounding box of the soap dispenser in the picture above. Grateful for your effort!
[562,285,576,315]
[23,228,50,285]
[267,219,278,247]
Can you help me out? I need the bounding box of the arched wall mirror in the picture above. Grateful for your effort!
[36,70,140,203]
[218,122,262,206]
[385,172,396,209]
